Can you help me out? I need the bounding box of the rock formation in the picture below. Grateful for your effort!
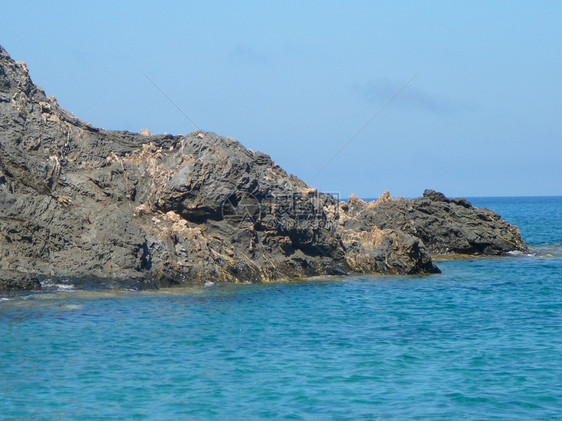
[341,190,527,256]
[0,46,526,291]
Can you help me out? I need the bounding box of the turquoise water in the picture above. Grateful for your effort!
[1,197,561,420]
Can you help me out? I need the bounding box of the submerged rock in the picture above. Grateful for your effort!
[0,46,524,291]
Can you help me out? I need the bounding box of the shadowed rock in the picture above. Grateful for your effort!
[0,270,41,292]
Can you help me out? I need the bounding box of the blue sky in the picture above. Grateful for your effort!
[1,1,560,197]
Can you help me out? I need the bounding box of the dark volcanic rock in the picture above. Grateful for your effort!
[0,270,41,292]
[0,46,526,291]
[339,226,439,274]
[0,45,442,291]
[342,190,527,256]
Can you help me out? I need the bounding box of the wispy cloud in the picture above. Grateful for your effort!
[355,78,478,113]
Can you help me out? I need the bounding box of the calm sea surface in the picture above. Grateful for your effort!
[1,197,561,420]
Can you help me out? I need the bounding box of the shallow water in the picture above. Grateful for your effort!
[1,197,561,420]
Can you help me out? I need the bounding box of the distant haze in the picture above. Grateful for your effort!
[1,1,560,197]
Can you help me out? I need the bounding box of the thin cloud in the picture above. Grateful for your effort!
[356,79,478,113]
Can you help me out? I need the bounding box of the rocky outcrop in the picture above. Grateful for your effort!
[341,190,528,256]
[0,270,41,292]
[0,46,525,291]
[0,45,440,291]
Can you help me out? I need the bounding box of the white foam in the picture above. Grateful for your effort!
[508,250,534,257]
[507,250,524,256]
[40,280,75,291]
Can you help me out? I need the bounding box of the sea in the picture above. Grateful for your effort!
[1,196,561,420]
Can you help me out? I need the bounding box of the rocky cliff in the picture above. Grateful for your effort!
[0,46,526,291]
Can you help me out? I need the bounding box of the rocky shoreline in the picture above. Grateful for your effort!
[0,46,527,292]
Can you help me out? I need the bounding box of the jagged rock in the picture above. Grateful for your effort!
[342,189,527,256]
[340,226,438,274]
[0,46,525,291]
[0,45,445,291]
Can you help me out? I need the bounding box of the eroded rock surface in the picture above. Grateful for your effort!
[0,46,525,291]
